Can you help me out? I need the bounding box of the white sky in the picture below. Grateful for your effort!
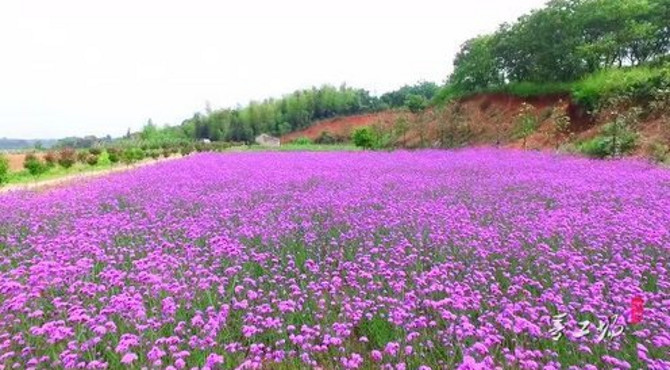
[0,0,546,139]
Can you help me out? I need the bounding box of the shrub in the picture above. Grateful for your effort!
[122,148,145,165]
[572,66,670,112]
[579,121,638,159]
[85,154,99,166]
[43,151,58,168]
[649,87,670,116]
[551,101,572,149]
[294,137,313,145]
[135,148,146,161]
[648,141,669,163]
[58,148,77,169]
[352,127,375,149]
[503,82,572,98]
[89,147,103,156]
[579,137,611,159]
[149,150,161,159]
[107,148,121,164]
[513,103,538,149]
[393,118,410,146]
[315,131,338,145]
[24,153,47,178]
[0,155,9,185]
[180,145,194,156]
[162,148,172,158]
[405,94,427,113]
[97,151,111,166]
[371,123,393,149]
[121,149,135,165]
[77,150,89,164]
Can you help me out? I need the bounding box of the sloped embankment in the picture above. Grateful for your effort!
[281,93,668,157]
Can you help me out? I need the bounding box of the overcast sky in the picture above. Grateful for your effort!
[0,0,546,139]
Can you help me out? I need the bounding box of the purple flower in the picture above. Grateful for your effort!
[120,353,137,365]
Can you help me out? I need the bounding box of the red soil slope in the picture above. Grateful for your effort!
[281,93,595,149]
[281,92,668,157]
[281,111,406,143]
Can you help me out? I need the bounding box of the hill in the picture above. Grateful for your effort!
[281,92,669,161]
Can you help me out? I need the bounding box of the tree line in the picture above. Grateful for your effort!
[448,0,670,94]
[142,82,438,143]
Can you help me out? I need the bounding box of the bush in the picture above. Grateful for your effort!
[371,123,393,149]
[503,82,572,98]
[513,103,538,149]
[352,127,375,149]
[0,155,9,185]
[315,131,338,145]
[58,148,77,169]
[43,151,58,168]
[579,125,638,159]
[121,149,134,165]
[24,153,47,178]
[122,148,145,165]
[180,145,194,156]
[405,94,428,113]
[648,141,669,163]
[551,101,572,149]
[89,147,103,156]
[149,150,161,159]
[97,151,111,166]
[85,154,99,166]
[294,137,313,145]
[572,66,670,112]
[579,137,611,159]
[162,148,172,158]
[77,150,89,164]
[107,148,121,164]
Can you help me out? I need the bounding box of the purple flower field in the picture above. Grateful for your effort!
[0,149,669,369]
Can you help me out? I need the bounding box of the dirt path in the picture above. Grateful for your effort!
[0,156,181,194]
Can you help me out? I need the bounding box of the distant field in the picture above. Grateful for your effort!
[5,152,43,172]
[0,150,668,369]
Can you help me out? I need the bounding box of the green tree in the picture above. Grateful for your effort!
[0,155,9,185]
[352,127,375,149]
[449,0,670,95]
[141,119,158,141]
[122,148,145,165]
[24,153,47,178]
[405,95,428,113]
[107,148,121,165]
[450,35,503,92]
[381,82,439,107]
[605,106,641,157]
[514,103,538,149]
[551,101,572,149]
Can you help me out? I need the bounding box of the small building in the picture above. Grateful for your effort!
[255,133,281,147]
